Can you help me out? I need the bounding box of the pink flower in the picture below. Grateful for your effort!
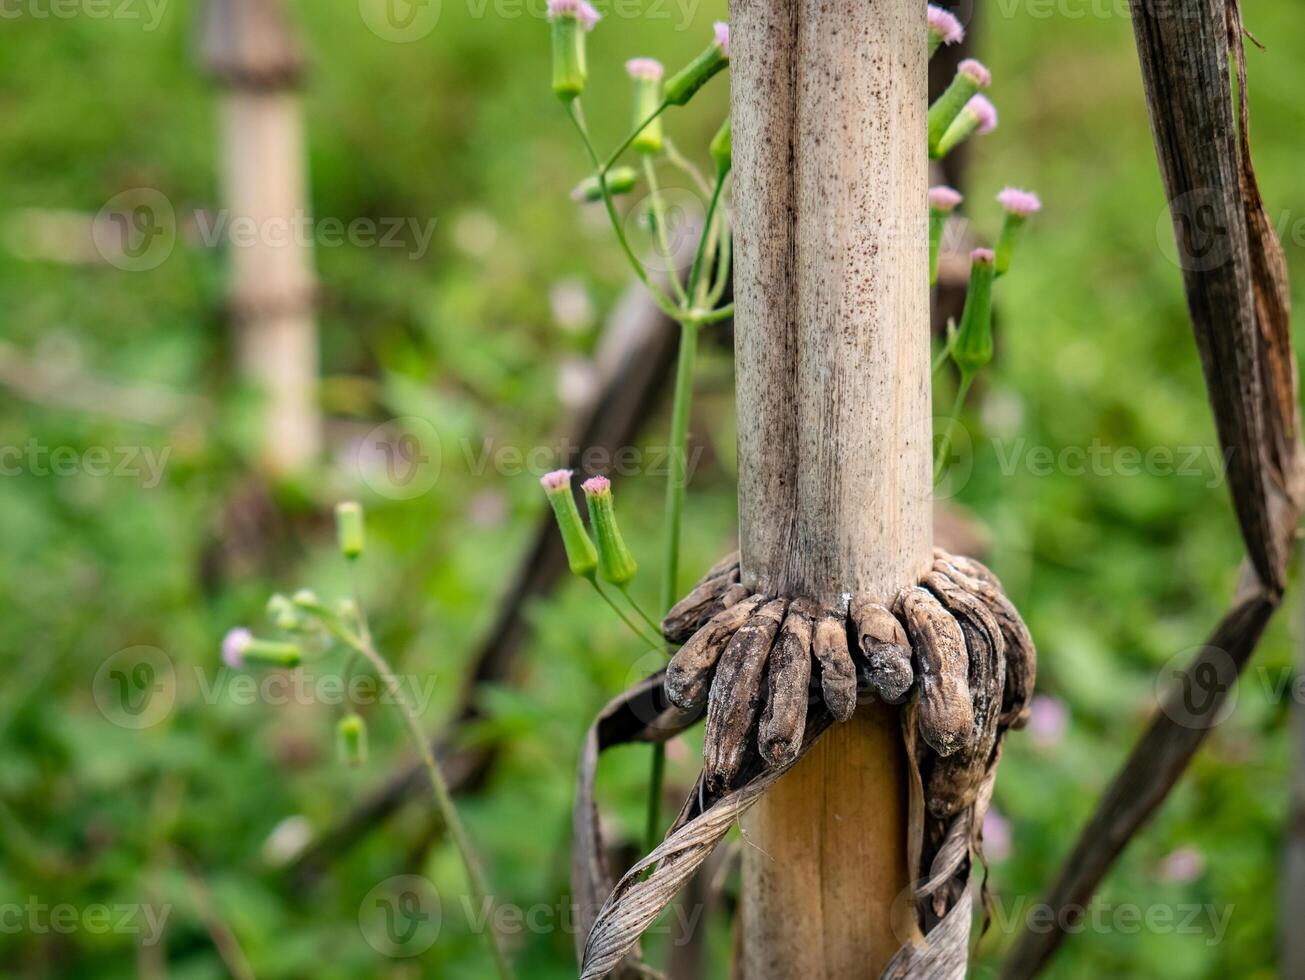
[971,247,995,265]
[958,58,991,88]
[966,95,999,134]
[928,5,964,46]
[547,0,600,31]
[1160,847,1205,884]
[625,58,664,81]
[1027,694,1068,749]
[582,475,612,496]
[540,469,574,492]
[998,187,1043,218]
[713,21,730,58]
[928,186,963,213]
[222,627,252,669]
[983,809,1012,862]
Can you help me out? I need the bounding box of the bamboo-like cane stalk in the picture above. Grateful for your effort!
[199,0,320,476]
[730,2,931,975]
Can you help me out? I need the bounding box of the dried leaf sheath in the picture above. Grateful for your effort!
[704,598,787,790]
[813,610,858,721]
[897,587,973,757]
[661,553,742,643]
[851,594,916,704]
[578,549,1036,980]
[759,599,816,766]
[933,552,1036,727]
[665,595,763,709]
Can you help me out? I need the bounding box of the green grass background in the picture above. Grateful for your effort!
[1,0,1303,976]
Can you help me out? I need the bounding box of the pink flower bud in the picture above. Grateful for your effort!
[927,5,964,46]
[958,58,991,88]
[1160,847,1205,884]
[625,57,664,81]
[540,468,574,492]
[581,475,612,496]
[222,627,252,669]
[713,21,730,58]
[971,247,995,265]
[967,95,999,134]
[1027,694,1067,748]
[997,187,1043,218]
[547,0,600,31]
[928,186,963,213]
[983,809,1012,863]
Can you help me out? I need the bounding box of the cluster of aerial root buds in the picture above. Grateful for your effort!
[662,548,1036,816]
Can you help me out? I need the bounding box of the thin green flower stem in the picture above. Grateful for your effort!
[325,605,515,980]
[644,739,667,854]
[620,586,663,639]
[590,579,661,648]
[687,177,726,304]
[687,303,734,326]
[660,317,700,620]
[641,155,690,306]
[706,206,732,309]
[662,138,714,199]
[934,372,975,483]
[601,101,670,176]
[568,102,680,319]
[933,346,952,375]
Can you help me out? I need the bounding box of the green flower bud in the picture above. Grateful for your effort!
[928,60,991,158]
[335,501,365,560]
[664,22,729,107]
[267,593,301,631]
[540,470,598,579]
[625,59,666,154]
[548,1,599,102]
[291,588,330,618]
[710,116,732,178]
[928,186,963,287]
[951,249,996,379]
[935,95,998,159]
[223,629,302,669]
[994,188,1043,277]
[337,713,368,767]
[581,476,637,587]
[570,167,639,203]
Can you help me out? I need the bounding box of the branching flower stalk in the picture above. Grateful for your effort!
[545,5,735,852]
[926,9,1041,482]
[222,503,515,980]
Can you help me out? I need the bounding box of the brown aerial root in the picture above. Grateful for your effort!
[572,549,1038,980]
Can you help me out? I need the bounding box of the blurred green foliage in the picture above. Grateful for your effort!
[0,1,1302,977]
